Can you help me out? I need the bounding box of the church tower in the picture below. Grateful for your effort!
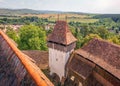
[47,20,77,80]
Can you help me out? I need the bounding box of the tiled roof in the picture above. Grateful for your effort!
[68,54,94,80]
[48,21,77,45]
[22,50,48,69]
[0,30,54,86]
[76,38,120,80]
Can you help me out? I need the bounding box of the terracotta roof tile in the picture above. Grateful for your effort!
[68,54,94,80]
[75,38,120,80]
[48,21,77,45]
[22,50,48,69]
[0,30,54,86]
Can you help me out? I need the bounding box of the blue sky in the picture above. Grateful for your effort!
[0,0,120,13]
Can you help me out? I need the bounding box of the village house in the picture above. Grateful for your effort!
[0,24,22,32]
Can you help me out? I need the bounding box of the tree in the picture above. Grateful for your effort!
[83,34,101,46]
[76,33,84,49]
[6,26,18,42]
[108,35,120,45]
[96,26,109,39]
[18,24,47,50]
[80,25,91,37]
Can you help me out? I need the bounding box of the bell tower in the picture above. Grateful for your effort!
[47,20,77,80]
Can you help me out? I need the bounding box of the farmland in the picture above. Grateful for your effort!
[22,13,99,23]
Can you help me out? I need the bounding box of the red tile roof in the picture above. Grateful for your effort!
[48,21,77,45]
[76,38,120,80]
[22,50,48,69]
[68,54,94,80]
[0,30,54,86]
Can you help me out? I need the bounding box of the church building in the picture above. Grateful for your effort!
[47,20,120,86]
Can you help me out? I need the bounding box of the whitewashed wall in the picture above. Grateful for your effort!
[49,48,73,80]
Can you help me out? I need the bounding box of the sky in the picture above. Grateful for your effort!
[0,0,120,14]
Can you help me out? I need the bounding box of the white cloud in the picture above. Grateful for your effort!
[0,0,4,2]
[0,0,120,13]
[92,0,120,13]
[0,0,6,3]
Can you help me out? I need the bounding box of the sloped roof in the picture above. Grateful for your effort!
[48,21,77,45]
[0,30,54,86]
[76,38,120,80]
[68,54,94,80]
[22,50,48,69]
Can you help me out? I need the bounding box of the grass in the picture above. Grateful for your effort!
[22,13,90,18]
[49,18,98,23]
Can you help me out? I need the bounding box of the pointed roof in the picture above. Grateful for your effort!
[48,21,77,45]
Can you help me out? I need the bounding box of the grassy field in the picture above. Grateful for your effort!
[22,13,99,23]
[22,13,90,18]
[49,18,98,23]
[0,13,99,23]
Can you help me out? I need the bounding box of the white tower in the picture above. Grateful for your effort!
[47,21,77,80]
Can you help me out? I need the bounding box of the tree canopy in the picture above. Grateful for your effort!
[6,27,18,42]
[18,24,47,50]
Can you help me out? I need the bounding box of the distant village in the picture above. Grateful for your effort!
[1,23,120,35]
[0,24,55,32]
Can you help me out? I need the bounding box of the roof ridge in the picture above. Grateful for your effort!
[75,49,120,80]
[82,38,120,49]
[0,30,54,86]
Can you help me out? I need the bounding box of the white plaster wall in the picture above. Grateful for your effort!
[49,48,73,80]
[65,49,74,64]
